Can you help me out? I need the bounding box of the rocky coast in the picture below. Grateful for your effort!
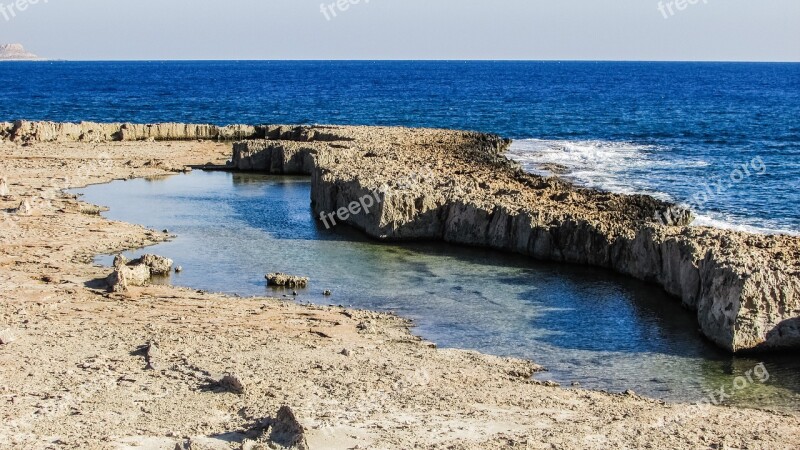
[0,120,798,449]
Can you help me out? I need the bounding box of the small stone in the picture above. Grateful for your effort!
[219,373,245,395]
[340,348,352,357]
[322,290,332,296]
[0,176,8,196]
[162,229,169,234]
[175,266,183,273]
[0,329,17,345]
[15,199,32,215]
[292,290,298,296]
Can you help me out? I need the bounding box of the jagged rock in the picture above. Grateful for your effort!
[219,373,245,395]
[142,341,160,370]
[106,263,151,293]
[3,121,262,143]
[106,253,172,292]
[231,127,800,353]
[132,254,173,276]
[268,406,309,450]
[0,329,16,345]
[265,273,309,288]
[0,176,9,196]
[14,199,31,215]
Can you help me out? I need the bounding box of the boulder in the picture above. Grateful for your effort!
[266,273,309,288]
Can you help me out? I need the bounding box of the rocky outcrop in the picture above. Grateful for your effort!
[266,273,310,288]
[2,121,261,143]
[231,125,800,353]
[106,254,174,292]
[0,44,40,61]
[0,122,356,144]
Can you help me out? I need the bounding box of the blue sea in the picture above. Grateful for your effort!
[2,61,799,233]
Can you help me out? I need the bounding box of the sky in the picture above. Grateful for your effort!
[0,0,798,61]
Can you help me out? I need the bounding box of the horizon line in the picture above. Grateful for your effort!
[4,58,800,64]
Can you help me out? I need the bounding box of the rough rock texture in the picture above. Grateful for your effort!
[133,254,174,276]
[266,273,310,288]
[231,126,800,353]
[2,121,260,143]
[105,253,173,292]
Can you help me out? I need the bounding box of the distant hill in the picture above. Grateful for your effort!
[0,43,41,61]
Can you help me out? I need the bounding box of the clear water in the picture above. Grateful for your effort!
[75,172,800,411]
[2,61,799,231]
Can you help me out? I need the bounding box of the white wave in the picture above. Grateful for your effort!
[507,139,797,236]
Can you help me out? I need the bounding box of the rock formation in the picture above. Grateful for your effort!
[4,121,797,353]
[0,44,40,61]
[106,254,173,292]
[230,126,800,354]
[266,273,310,288]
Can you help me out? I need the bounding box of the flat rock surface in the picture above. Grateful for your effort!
[0,135,798,449]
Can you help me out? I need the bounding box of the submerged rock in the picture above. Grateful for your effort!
[266,273,309,288]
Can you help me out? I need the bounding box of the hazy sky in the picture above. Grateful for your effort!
[1,0,798,61]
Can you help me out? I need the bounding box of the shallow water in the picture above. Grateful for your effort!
[75,171,800,411]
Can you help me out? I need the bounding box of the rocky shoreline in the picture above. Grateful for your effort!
[1,121,798,448]
[4,120,800,353]
[229,125,800,354]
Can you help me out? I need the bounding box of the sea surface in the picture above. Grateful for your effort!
[2,61,799,233]
[76,172,800,411]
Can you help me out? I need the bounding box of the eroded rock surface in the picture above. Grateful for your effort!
[106,253,173,292]
[231,126,800,353]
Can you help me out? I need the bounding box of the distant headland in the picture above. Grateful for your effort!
[0,43,42,61]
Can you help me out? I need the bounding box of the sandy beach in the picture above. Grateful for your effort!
[1,131,798,449]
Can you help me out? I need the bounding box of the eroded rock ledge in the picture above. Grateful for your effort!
[4,122,797,353]
[230,125,799,354]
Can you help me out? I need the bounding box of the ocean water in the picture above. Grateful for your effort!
[75,172,800,411]
[2,61,799,232]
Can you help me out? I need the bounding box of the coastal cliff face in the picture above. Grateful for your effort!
[4,122,797,353]
[1,120,261,142]
[229,125,800,354]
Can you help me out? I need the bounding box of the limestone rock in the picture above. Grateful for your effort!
[266,273,309,288]
[132,254,173,276]
[14,199,31,215]
[268,406,309,450]
[219,373,245,395]
[0,328,16,345]
[230,125,799,353]
[106,253,172,292]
